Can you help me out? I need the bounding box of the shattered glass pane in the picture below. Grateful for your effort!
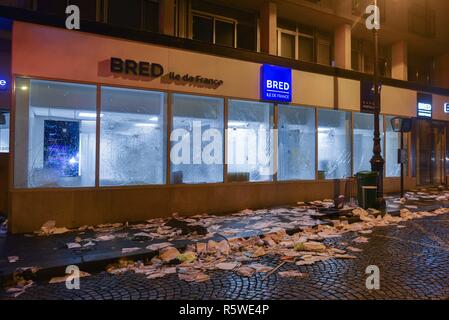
[353,113,384,175]
[227,100,274,182]
[278,104,315,180]
[100,87,167,186]
[171,94,224,184]
[318,109,351,179]
[14,78,97,188]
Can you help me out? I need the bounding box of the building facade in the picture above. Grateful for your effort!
[0,0,449,233]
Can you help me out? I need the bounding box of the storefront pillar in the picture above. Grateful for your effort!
[159,0,175,36]
[260,1,277,56]
[434,53,449,89]
[334,24,351,70]
[392,41,408,81]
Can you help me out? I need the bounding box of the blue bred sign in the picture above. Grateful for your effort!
[260,64,292,103]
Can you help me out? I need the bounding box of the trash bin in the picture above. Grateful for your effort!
[362,186,378,209]
[356,171,378,209]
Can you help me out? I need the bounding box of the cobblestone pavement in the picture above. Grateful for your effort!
[3,214,449,300]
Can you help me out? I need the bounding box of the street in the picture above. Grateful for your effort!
[4,212,448,300]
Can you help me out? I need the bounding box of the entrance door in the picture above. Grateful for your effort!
[415,119,446,186]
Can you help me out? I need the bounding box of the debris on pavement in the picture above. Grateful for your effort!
[4,188,447,293]
[278,271,307,278]
[353,237,369,244]
[49,271,90,284]
[159,247,181,263]
[37,221,70,236]
[216,262,239,271]
[122,247,141,254]
[146,242,173,251]
[66,242,82,249]
[347,246,363,253]
[6,279,34,298]
[8,256,19,263]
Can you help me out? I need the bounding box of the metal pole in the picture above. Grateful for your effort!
[370,0,385,203]
[400,132,404,198]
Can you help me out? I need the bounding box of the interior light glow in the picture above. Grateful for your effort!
[135,123,158,128]
[228,121,249,128]
[78,112,104,119]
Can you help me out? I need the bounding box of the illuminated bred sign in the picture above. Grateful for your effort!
[260,64,292,103]
[417,93,432,119]
[0,79,7,91]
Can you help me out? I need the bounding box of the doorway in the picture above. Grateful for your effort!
[415,119,446,186]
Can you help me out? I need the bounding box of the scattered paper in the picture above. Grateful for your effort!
[8,256,19,263]
[216,262,239,271]
[146,242,173,251]
[122,247,141,254]
[278,271,307,278]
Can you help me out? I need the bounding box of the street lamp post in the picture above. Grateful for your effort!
[369,0,385,207]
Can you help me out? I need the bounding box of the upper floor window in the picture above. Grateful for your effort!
[35,0,97,20]
[190,0,256,51]
[192,14,235,47]
[408,1,435,38]
[0,0,97,20]
[352,38,391,78]
[277,19,332,66]
[408,54,434,85]
[0,0,33,9]
[108,0,159,32]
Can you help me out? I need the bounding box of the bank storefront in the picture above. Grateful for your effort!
[8,22,449,233]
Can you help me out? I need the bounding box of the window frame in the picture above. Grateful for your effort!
[10,75,405,191]
[104,0,160,32]
[190,10,238,48]
[277,24,332,65]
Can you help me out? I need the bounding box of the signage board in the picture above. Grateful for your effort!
[360,79,381,113]
[444,103,449,114]
[417,93,432,119]
[260,65,292,103]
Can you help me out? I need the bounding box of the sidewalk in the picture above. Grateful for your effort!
[1,187,449,288]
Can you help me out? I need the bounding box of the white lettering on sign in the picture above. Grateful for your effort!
[266,80,290,91]
[418,103,432,111]
[444,103,449,114]
[418,102,432,118]
[0,80,6,86]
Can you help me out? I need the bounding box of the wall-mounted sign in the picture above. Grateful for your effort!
[260,64,292,103]
[110,57,164,78]
[444,103,449,114]
[360,79,381,113]
[417,93,432,119]
[167,72,224,89]
[0,79,7,91]
[110,58,223,89]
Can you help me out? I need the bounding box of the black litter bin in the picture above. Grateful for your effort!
[356,171,378,209]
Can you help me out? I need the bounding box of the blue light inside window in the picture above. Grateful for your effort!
[260,64,292,103]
